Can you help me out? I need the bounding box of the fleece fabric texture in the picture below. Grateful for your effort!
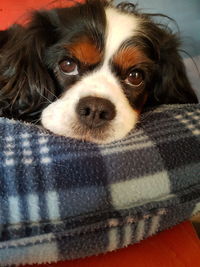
[0,104,200,265]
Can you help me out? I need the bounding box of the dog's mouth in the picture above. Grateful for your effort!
[42,114,115,144]
[69,120,114,143]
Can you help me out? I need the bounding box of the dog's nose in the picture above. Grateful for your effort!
[76,96,116,128]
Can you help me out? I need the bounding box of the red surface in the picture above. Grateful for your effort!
[0,0,83,29]
[25,221,200,267]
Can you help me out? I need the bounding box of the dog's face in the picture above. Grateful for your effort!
[0,0,198,143]
[41,5,152,143]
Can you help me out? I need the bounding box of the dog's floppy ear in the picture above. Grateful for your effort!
[0,10,59,121]
[147,33,198,105]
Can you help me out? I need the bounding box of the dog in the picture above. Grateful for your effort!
[0,0,198,143]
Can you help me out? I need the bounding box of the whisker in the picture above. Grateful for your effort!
[44,87,59,100]
[32,117,42,125]
[139,110,154,123]
[36,89,53,104]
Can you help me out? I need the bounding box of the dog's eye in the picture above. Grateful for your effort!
[59,59,78,75]
[126,70,144,86]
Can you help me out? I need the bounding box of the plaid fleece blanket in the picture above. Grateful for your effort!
[0,104,200,266]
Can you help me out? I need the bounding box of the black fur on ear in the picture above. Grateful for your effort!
[0,10,60,122]
[115,3,198,106]
[145,26,198,106]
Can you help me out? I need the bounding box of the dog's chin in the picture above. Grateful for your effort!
[41,113,137,144]
[67,121,112,144]
[41,119,132,144]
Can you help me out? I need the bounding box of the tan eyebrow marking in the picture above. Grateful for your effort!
[113,46,152,70]
[65,37,102,65]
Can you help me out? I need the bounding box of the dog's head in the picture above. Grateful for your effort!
[0,0,198,143]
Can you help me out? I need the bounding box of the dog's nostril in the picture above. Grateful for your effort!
[80,107,91,116]
[100,111,108,120]
[76,96,116,128]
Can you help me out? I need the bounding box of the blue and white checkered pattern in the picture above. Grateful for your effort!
[0,104,200,266]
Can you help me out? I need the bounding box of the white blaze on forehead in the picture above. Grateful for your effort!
[104,7,139,64]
